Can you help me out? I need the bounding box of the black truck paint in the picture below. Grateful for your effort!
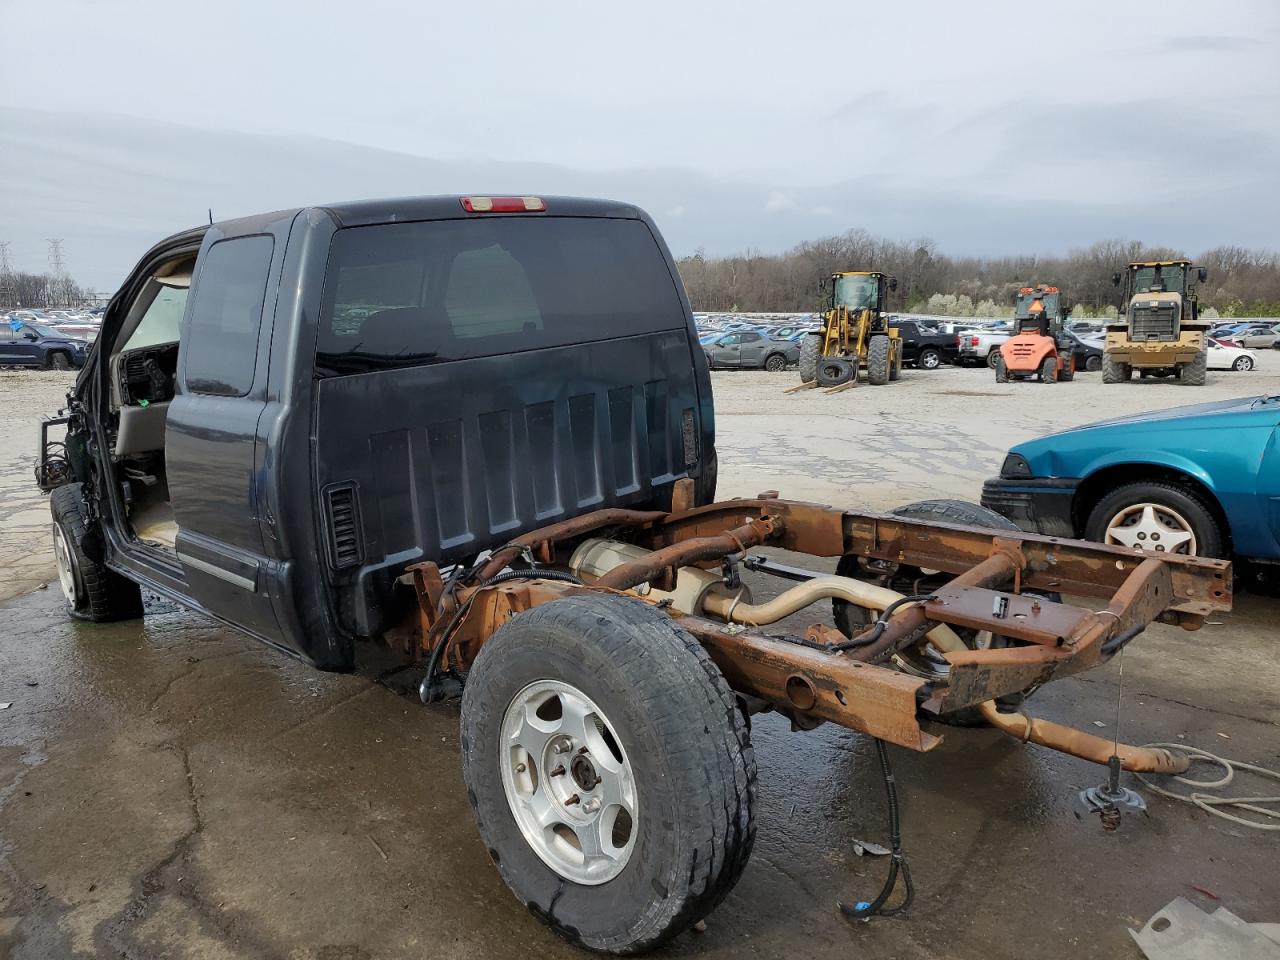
[45,197,716,670]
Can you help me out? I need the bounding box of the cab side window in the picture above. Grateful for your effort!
[184,236,274,397]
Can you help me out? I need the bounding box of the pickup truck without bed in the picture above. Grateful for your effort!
[38,195,1232,954]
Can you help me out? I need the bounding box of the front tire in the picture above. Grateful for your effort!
[866,335,891,385]
[49,483,143,621]
[1179,348,1208,385]
[1039,355,1057,383]
[1232,355,1254,371]
[1085,355,1102,372]
[47,352,72,371]
[1058,350,1074,382]
[1085,481,1224,558]
[798,334,821,383]
[1102,354,1130,383]
[460,594,756,954]
[994,354,1009,383]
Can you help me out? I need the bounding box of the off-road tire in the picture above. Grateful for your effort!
[867,335,891,385]
[888,342,903,381]
[1101,354,1130,383]
[1178,349,1208,385]
[49,483,144,622]
[1039,356,1056,383]
[1058,351,1074,382]
[1084,480,1225,559]
[917,347,942,370]
[1085,355,1102,372]
[816,356,855,387]
[994,355,1009,383]
[47,351,72,371]
[460,594,756,954]
[986,350,1001,369]
[763,352,787,373]
[832,499,1032,727]
[798,334,821,383]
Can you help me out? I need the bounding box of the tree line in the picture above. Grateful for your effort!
[676,233,1280,318]
[0,270,98,310]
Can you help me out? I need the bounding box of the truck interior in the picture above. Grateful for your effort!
[106,253,195,553]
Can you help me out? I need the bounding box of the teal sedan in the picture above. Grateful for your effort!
[982,395,1280,562]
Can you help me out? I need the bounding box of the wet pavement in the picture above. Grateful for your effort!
[2,366,1279,958]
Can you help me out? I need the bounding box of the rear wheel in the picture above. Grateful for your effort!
[49,483,144,622]
[1085,354,1102,372]
[763,352,787,373]
[832,499,1036,726]
[798,334,821,383]
[1058,350,1074,382]
[994,355,1009,383]
[867,335,891,385]
[1101,354,1130,383]
[888,342,903,381]
[1179,349,1208,385]
[460,594,755,954]
[917,347,942,370]
[1039,356,1057,383]
[986,350,1000,369]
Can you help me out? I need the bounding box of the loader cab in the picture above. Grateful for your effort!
[830,272,895,314]
[1013,286,1063,338]
[1111,260,1207,340]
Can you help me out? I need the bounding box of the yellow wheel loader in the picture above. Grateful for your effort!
[1104,260,1210,385]
[798,271,902,387]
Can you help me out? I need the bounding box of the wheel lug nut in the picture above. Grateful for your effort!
[515,763,527,773]
[565,793,581,806]
[553,741,570,754]
[582,797,601,813]
[549,765,566,777]
[578,746,589,755]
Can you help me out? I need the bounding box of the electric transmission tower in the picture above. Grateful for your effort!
[0,241,14,309]
[46,238,67,307]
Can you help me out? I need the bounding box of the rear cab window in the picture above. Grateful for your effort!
[316,216,687,375]
[183,236,275,396]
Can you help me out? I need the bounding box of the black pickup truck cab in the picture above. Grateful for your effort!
[888,318,956,369]
[2,320,90,369]
[40,196,716,670]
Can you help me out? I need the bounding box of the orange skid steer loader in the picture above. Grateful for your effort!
[995,284,1075,383]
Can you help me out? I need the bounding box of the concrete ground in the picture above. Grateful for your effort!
[2,361,1279,959]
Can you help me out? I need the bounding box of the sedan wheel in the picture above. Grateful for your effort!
[1233,356,1254,371]
[1102,502,1197,554]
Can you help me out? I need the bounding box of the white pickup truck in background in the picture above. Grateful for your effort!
[954,325,1011,367]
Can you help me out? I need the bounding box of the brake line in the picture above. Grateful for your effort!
[839,738,914,921]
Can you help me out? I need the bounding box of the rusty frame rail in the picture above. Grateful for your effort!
[404,491,1232,760]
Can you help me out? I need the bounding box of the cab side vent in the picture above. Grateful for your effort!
[323,483,364,570]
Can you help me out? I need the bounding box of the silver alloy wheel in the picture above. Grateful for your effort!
[500,679,638,885]
[1103,502,1197,555]
[920,350,940,369]
[1234,356,1254,371]
[52,521,78,605]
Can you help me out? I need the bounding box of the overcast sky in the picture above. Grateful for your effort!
[3,0,1279,290]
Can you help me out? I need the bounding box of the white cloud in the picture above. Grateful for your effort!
[765,191,795,213]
